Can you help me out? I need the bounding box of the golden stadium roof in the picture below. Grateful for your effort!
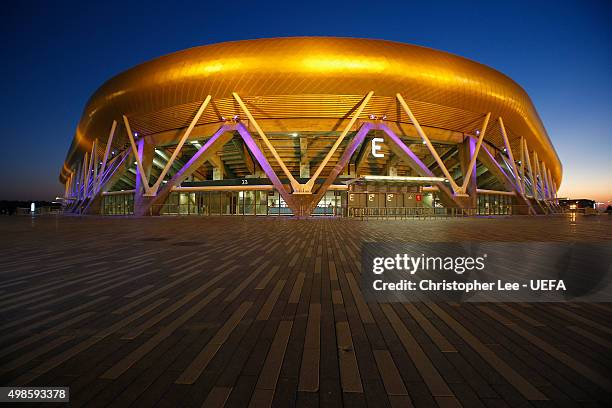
[61,36,561,184]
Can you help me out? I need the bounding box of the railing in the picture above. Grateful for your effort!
[558,207,600,215]
[349,207,478,219]
[14,207,64,216]
[149,203,342,216]
[150,203,281,216]
[348,205,597,219]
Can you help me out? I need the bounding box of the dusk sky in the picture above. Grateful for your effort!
[0,0,610,201]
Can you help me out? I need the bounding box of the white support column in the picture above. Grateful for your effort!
[533,151,542,200]
[305,91,374,191]
[72,171,77,197]
[549,170,558,203]
[92,139,99,195]
[541,161,551,200]
[460,112,491,194]
[123,115,152,196]
[498,117,522,194]
[81,152,89,200]
[74,170,78,197]
[150,96,211,194]
[75,163,81,200]
[535,157,552,212]
[97,120,117,193]
[458,136,477,207]
[547,169,556,202]
[523,139,536,199]
[73,171,78,198]
[85,141,95,197]
[520,136,526,196]
[537,157,551,205]
[71,171,76,197]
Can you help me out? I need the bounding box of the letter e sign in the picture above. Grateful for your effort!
[371,138,384,158]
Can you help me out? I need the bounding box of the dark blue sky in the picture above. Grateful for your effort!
[1,0,610,201]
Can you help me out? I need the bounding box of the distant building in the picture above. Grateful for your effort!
[558,199,596,211]
[0,201,62,216]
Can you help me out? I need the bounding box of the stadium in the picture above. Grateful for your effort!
[59,37,562,217]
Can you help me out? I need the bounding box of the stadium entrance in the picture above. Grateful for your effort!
[100,176,450,217]
[101,188,346,216]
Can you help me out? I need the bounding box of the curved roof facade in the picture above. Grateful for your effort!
[60,37,561,185]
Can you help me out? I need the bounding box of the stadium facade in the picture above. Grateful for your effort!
[60,37,562,217]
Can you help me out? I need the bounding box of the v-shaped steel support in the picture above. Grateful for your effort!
[232,92,301,192]
[96,120,117,193]
[396,93,491,196]
[476,141,535,214]
[142,124,232,215]
[82,149,133,215]
[498,117,522,194]
[84,139,96,197]
[124,96,212,197]
[144,122,297,216]
[302,122,374,215]
[460,113,491,194]
[378,124,463,208]
[236,123,295,209]
[233,91,374,194]
[522,138,536,199]
[304,91,374,192]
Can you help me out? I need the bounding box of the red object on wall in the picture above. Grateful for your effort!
[416,194,422,202]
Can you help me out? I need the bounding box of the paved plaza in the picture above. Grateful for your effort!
[0,215,611,407]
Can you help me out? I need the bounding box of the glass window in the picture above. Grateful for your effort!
[256,191,268,215]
